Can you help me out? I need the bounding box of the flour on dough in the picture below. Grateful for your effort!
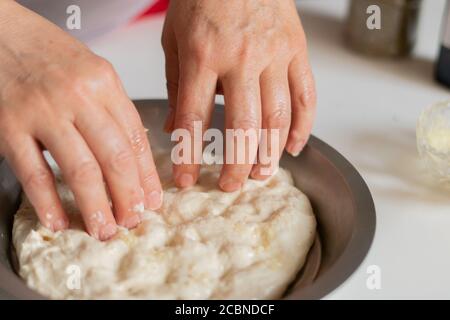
[13,153,316,299]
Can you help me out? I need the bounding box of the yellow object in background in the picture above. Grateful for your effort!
[417,101,450,182]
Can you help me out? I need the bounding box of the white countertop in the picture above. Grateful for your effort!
[89,0,450,299]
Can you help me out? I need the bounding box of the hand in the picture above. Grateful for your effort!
[162,0,316,191]
[0,2,162,240]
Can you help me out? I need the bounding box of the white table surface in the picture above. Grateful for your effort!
[88,0,450,299]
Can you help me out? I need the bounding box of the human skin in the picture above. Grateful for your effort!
[0,0,316,240]
[0,1,162,240]
[162,0,316,191]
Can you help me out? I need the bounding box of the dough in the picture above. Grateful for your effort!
[13,153,316,299]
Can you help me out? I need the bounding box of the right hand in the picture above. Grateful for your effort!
[162,0,316,191]
[0,1,162,240]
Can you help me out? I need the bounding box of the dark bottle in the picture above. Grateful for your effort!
[436,1,450,88]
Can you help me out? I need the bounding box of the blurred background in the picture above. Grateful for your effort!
[91,0,450,298]
[300,0,446,60]
[15,0,450,298]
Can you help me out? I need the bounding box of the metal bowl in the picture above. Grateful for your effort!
[0,99,376,299]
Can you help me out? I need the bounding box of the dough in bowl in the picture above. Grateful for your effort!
[13,153,316,299]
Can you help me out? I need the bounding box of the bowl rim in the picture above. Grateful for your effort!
[0,99,376,300]
[285,135,376,299]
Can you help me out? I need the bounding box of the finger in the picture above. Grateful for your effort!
[37,122,117,240]
[74,106,146,228]
[104,88,163,211]
[172,62,217,188]
[164,57,179,133]
[163,22,179,133]
[219,72,261,191]
[4,135,68,231]
[251,65,291,180]
[285,53,317,156]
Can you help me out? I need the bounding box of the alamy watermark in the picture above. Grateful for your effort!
[66,5,81,30]
[66,264,81,290]
[366,264,382,290]
[171,121,280,176]
[366,5,381,30]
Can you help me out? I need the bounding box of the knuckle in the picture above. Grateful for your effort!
[289,128,305,142]
[141,169,159,186]
[109,149,135,173]
[236,41,260,67]
[303,86,317,108]
[70,74,93,95]
[293,71,317,111]
[69,160,101,183]
[176,111,204,132]
[72,58,117,94]
[237,40,252,60]
[129,128,148,155]
[278,32,292,48]
[188,38,211,64]
[226,164,250,178]
[93,57,116,78]
[309,89,318,108]
[266,105,291,128]
[24,167,52,190]
[294,89,316,111]
[231,117,259,131]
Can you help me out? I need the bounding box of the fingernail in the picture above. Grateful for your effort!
[123,214,141,229]
[53,218,69,231]
[99,223,117,241]
[287,139,306,157]
[146,190,163,210]
[176,173,194,188]
[220,180,242,192]
[250,166,271,180]
[250,166,262,179]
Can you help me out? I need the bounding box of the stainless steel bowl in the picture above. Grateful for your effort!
[0,99,376,299]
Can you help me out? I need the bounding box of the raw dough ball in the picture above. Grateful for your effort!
[13,153,316,299]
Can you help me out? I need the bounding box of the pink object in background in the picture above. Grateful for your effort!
[18,0,168,41]
[137,0,169,19]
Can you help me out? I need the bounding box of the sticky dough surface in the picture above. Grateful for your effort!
[13,153,316,299]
